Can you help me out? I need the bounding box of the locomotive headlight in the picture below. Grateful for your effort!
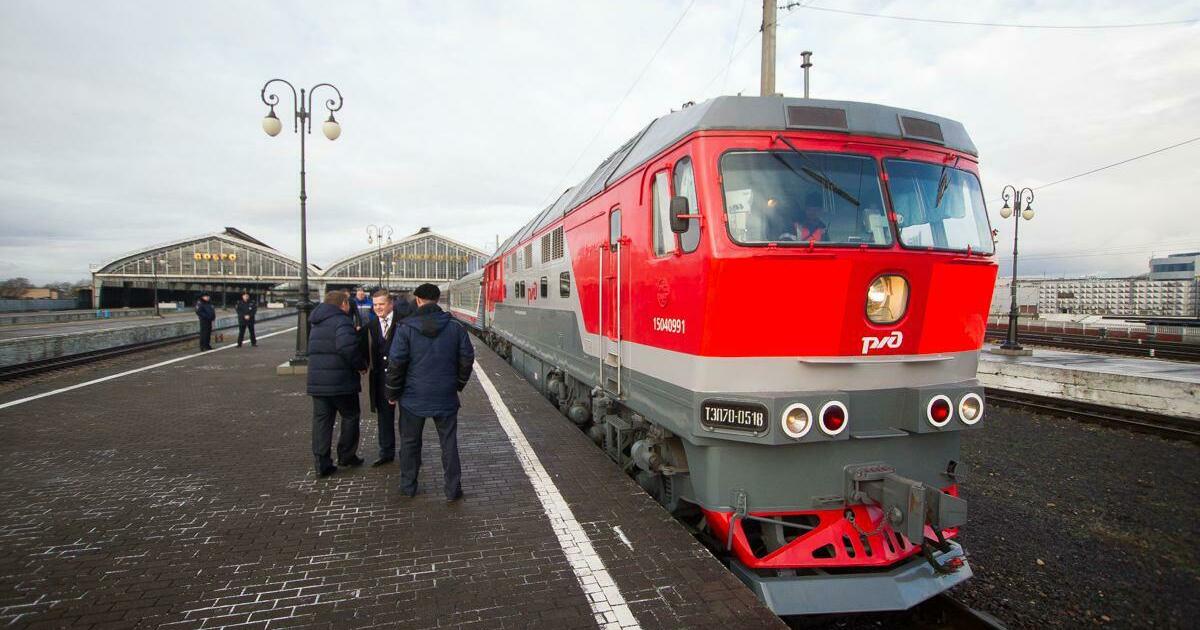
[865,275,909,324]
[781,403,813,439]
[959,393,983,425]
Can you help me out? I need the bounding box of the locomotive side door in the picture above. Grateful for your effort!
[600,206,624,396]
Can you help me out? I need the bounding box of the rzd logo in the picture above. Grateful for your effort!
[861,331,903,355]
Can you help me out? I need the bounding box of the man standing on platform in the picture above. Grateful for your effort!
[308,290,368,477]
[195,293,215,351]
[235,292,257,347]
[386,283,474,500]
[367,289,401,466]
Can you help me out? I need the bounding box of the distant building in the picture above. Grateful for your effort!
[1035,277,1197,318]
[19,288,64,300]
[1149,252,1200,281]
[992,252,1200,319]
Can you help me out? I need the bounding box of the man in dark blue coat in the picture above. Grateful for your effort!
[307,290,368,477]
[195,294,215,351]
[386,283,474,500]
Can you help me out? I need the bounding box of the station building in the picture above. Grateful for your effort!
[90,227,488,309]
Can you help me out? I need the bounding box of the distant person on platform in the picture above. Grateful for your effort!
[366,289,402,466]
[386,283,474,501]
[353,288,373,321]
[308,290,368,477]
[235,292,257,347]
[195,294,215,351]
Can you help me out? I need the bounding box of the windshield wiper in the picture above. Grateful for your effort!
[775,136,860,206]
[933,157,959,208]
[934,164,950,208]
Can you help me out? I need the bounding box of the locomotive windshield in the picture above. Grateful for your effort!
[720,151,892,246]
[883,159,994,254]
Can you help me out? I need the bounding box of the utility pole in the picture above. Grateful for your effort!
[760,0,777,96]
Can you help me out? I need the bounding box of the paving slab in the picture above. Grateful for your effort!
[0,322,782,629]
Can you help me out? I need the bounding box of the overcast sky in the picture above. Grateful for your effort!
[1,0,1198,284]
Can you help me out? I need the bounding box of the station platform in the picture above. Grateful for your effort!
[979,344,1200,419]
[0,309,294,370]
[0,326,783,628]
[0,310,205,341]
[0,307,161,327]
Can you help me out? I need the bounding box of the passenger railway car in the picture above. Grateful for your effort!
[444,95,997,615]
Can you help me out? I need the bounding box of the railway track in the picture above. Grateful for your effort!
[986,388,1200,443]
[0,313,295,382]
[919,594,1008,629]
[984,330,1200,362]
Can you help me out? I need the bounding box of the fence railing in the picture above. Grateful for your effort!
[987,315,1200,344]
[0,299,80,312]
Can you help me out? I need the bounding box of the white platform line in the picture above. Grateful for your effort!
[0,327,297,412]
[474,365,642,630]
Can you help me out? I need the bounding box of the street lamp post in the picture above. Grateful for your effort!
[367,224,393,290]
[998,185,1035,351]
[149,256,166,317]
[260,79,343,365]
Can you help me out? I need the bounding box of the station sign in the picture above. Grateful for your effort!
[193,253,238,261]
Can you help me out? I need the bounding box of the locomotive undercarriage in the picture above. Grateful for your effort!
[483,330,974,614]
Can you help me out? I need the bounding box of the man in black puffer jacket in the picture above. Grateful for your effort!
[385,283,474,500]
[307,290,368,477]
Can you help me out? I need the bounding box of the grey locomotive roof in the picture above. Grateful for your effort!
[498,95,976,255]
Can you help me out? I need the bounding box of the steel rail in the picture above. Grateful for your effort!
[918,594,1008,629]
[985,388,1200,443]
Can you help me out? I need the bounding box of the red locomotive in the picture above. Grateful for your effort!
[444,95,996,614]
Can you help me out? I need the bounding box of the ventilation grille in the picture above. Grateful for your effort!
[786,106,848,130]
[524,244,533,269]
[898,116,945,144]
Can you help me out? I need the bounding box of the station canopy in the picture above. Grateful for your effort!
[322,227,488,290]
[91,228,316,288]
[91,226,488,295]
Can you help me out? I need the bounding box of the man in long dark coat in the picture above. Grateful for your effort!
[307,290,368,477]
[367,289,401,466]
[195,294,215,351]
[235,292,257,347]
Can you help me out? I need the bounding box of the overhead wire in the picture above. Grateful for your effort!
[790,4,1199,29]
[989,135,1200,202]
[536,0,696,208]
[720,0,750,94]
[1018,136,1200,195]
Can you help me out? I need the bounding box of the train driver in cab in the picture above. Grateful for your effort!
[776,191,827,243]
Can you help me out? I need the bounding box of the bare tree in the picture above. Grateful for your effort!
[0,277,33,299]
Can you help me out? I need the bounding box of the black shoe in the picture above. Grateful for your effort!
[446,491,463,503]
[371,457,394,467]
[339,456,364,467]
[251,343,257,347]
[237,344,242,347]
[317,465,337,478]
